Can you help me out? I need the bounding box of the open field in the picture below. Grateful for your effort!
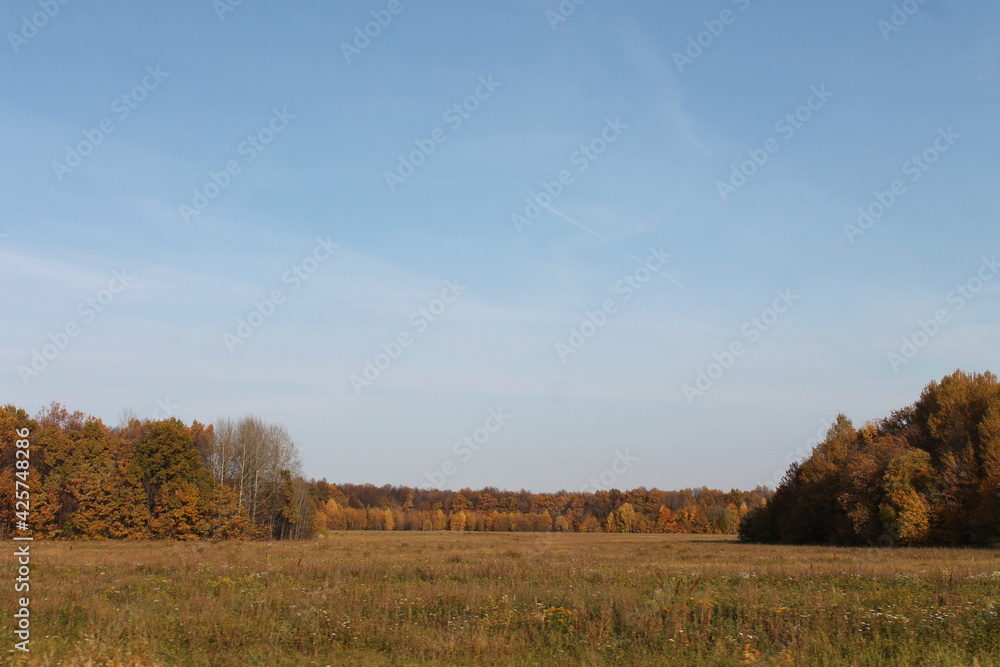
[3,533,1000,666]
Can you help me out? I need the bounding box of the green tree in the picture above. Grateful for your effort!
[133,419,212,506]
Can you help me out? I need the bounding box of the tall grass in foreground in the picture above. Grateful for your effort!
[3,533,999,666]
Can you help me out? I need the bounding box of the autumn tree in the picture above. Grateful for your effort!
[210,416,304,536]
[0,406,37,539]
[878,448,933,545]
[742,370,1000,547]
[656,506,679,533]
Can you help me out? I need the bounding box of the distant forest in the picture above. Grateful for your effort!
[309,482,767,535]
[740,369,1000,547]
[17,371,993,546]
[0,403,769,540]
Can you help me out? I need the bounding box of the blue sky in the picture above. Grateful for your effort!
[3,1,999,492]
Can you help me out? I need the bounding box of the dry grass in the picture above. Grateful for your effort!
[3,533,999,666]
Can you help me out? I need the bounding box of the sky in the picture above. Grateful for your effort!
[2,1,999,494]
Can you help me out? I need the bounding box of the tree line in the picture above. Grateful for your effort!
[0,402,770,539]
[310,481,768,535]
[0,404,311,540]
[740,370,1000,547]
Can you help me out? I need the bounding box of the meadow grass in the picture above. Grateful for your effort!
[3,533,999,666]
